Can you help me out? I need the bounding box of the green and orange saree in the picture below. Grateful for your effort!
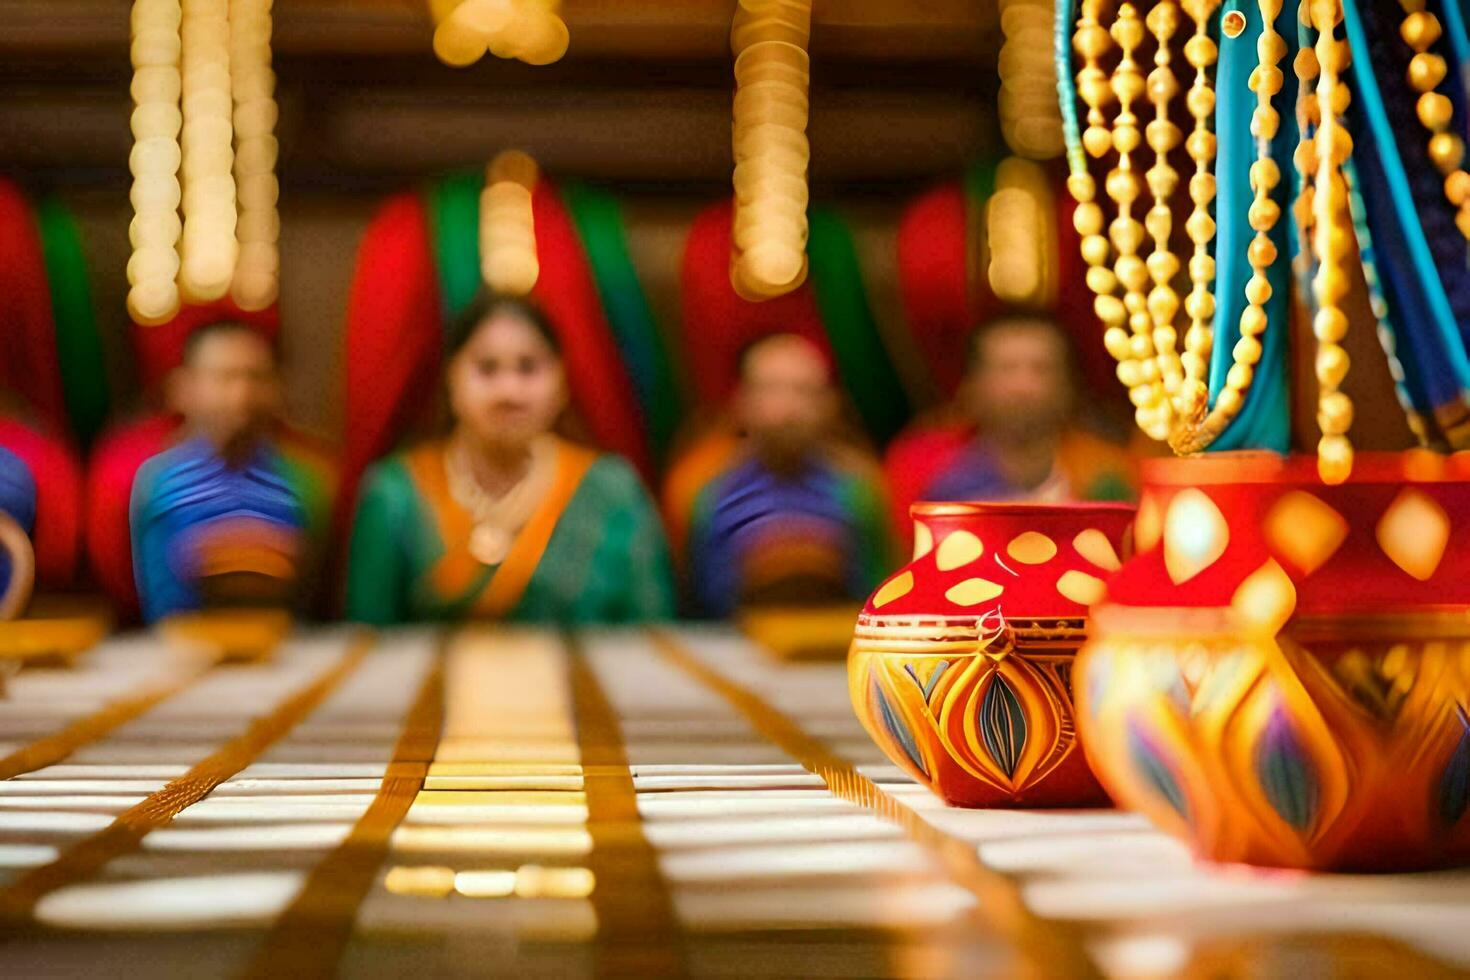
[345,438,674,625]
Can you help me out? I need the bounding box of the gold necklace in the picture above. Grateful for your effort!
[444,435,557,566]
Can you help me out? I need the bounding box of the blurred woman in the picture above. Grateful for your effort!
[345,293,674,625]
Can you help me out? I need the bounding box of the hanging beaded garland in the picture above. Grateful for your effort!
[229,0,280,311]
[430,0,570,68]
[127,0,281,323]
[1393,2,1470,240]
[1066,0,1356,482]
[729,0,813,300]
[480,150,541,297]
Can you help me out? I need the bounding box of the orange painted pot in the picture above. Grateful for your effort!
[849,501,1134,808]
[1077,452,1470,870]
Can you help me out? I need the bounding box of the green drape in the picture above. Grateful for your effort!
[36,197,107,445]
[807,206,910,443]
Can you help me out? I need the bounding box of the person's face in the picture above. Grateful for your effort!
[966,323,1072,439]
[446,312,567,451]
[735,335,836,459]
[170,328,282,451]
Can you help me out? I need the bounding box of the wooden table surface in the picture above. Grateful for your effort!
[0,625,1465,978]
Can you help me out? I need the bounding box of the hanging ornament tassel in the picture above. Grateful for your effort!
[481,149,541,296]
[730,0,812,300]
[127,0,185,325]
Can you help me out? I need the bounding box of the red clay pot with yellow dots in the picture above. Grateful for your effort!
[849,501,1134,808]
[1077,452,1470,871]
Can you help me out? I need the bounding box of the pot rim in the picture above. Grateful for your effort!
[1093,601,1470,642]
[909,500,1137,520]
[1138,449,1470,487]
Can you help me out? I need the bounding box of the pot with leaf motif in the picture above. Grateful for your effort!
[1077,452,1470,870]
[848,501,1134,808]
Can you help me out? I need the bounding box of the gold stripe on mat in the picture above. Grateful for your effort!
[649,628,1099,980]
[565,632,686,978]
[239,642,444,978]
[0,632,373,930]
[0,655,220,782]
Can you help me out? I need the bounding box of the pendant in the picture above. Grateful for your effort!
[468,523,512,566]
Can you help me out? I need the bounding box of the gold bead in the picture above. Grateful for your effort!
[1329,78,1352,117]
[1096,294,1128,326]
[1409,52,1448,92]
[1315,343,1350,387]
[1185,209,1216,244]
[1185,128,1218,161]
[1111,7,1146,48]
[1084,125,1115,158]
[1074,24,1112,59]
[1226,362,1254,390]
[1110,216,1145,253]
[1086,265,1119,295]
[1082,234,1111,266]
[1145,201,1174,239]
[1214,385,1244,417]
[1128,384,1154,408]
[1146,118,1182,152]
[1244,274,1273,307]
[1418,92,1453,132]
[1107,169,1141,205]
[1185,83,1216,120]
[1457,203,1470,240]
[1184,288,1215,321]
[1252,65,1285,98]
[1318,390,1354,434]
[1248,198,1282,232]
[1317,434,1353,485]
[1184,34,1218,69]
[1258,29,1287,64]
[1240,302,1269,335]
[1152,323,1179,352]
[1148,287,1180,325]
[1181,350,1208,378]
[1146,249,1180,283]
[1446,170,1470,206]
[1322,39,1351,76]
[1117,359,1143,387]
[1253,107,1281,141]
[1114,72,1146,104]
[1147,68,1180,104]
[1313,305,1349,343]
[1074,202,1104,236]
[1138,358,1161,384]
[1247,236,1279,268]
[1401,11,1443,53]
[1146,2,1180,37]
[1188,252,1215,283]
[1117,254,1149,291]
[1250,158,1282,191]
[1294,47,1320,80]
[1068,173,1098,203]
[1189,171,1217,205]
[1429,133,1465,174]
[1129,333,1154,359]
[1233,334,1263,366]
[1295,136,1317,175]
[1104,327,1133,360]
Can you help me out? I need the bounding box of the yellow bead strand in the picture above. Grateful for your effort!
[1310,0,1354,483]
[1109,3,1173,439]
[1170,0,1287,453]
[1395,2,1470,239]
[1176,0,1221,423]
[1144,1,1184,398]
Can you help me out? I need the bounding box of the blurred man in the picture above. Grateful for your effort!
[129,321,335,623]
[671,333,894,617]
[886,312,1135,539]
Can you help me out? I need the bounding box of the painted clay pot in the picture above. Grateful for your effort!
[1077,452,1470,870]
[849,501,1135,807]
